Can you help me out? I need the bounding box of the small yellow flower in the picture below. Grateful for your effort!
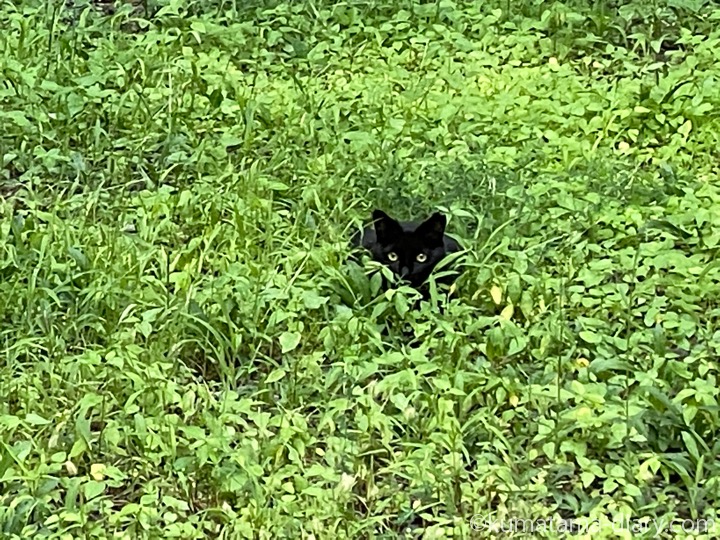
[490,285,502,305]
[90,463,106,481]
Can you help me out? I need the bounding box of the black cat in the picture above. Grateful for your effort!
[352,209,461,289]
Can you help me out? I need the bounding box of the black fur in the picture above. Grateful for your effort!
[351,209,461,289]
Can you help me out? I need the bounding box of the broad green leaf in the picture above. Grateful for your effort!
[579,331,601,344]
[279,332,301,353]
[25,413,50,426]
[266,368,287,384]
[84,481,105,500]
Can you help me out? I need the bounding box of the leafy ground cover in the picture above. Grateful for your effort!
[1,0,719,538]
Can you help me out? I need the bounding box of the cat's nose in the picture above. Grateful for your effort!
[400,266,410,278]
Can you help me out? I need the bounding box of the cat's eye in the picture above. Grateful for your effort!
[416,253,428,263]
[387,252,398,262]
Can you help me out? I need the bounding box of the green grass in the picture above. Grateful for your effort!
[1,0,720,538]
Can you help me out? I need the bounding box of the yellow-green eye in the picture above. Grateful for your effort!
[416,253,427,263]
[387,252,398,262]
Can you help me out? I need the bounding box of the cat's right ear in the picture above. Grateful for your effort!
[416,212,447,246]
[372,209,402,243]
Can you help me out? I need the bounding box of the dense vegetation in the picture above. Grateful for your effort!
[1,0,719,538]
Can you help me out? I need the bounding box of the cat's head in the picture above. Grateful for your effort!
[370,209,448,287]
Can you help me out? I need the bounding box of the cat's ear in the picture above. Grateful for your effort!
[372,209,402,243]
[416,212,446,245]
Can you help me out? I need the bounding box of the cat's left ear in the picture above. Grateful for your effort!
[417,212,446,245]
[372,209,403,243]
